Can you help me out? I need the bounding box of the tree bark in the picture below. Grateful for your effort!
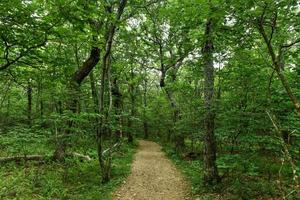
[112,77,123,140]
[27,79,32,127]
[202,18,220,186]
[0,155,44,163]
[0,152,91,164]
[158,56,184,149]
[36,77,43,120]
[127,68,135,144]
[90,71,99,112]
[257,13,300,117]
[143,76,149,139]
[53,47,100,161]
[97,0,128,183]
[165,88,184,150]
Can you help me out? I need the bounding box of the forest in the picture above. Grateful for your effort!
[0,0,300,199]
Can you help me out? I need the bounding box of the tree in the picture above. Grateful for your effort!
[97,0,128,183]
[255,2,300,117]
[202,17,220,185]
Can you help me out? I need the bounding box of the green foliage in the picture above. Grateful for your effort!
[0,141,137,200]
[1,0,300,199]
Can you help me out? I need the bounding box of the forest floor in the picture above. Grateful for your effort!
[112,140,192,200]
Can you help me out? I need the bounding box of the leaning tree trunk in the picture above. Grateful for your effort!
[0,47,100,163]
[257,21,300,117]
[202,18,220,186]
[53,47,100,161]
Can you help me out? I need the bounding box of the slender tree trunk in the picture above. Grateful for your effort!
[127,68,135,144]
[159,68,184,148]
[98,51,112,183]
[97,0,128,183]
[202,18,220,186]
[165,88,184,150]
[6,95,10,124]
[112,78,122,141]
[90,71,101,152]
[57,100,63,114]
[143,120,149,139]
[40,95,44,119]
[27,79,32,127]
[36,77,44,127]
[143,77,149,139]
[90,71,99,112]
[158,45,185,149]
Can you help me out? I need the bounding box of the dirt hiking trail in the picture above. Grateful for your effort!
[113,140,192,200]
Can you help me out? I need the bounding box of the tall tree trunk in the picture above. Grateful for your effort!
[90,71,99,112]
[112,77,123,141]
[162,64,184,150]
[127,68,135,144]
[159,68,184,147]
[90,71,100,148]
[157,42,185,149]
[27,79,32,127]
[37,77,44,126]
[6,95,10,124]
[98,53,107,182]
[202,18,220,186]
[97,0,128,183]
[40,94,44,119]
[143,119,149,139]
[165,88,184,150]
[143,77,149,139]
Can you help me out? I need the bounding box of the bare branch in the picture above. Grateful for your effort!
[0,35,47,71]
[281,38,300,49]
[268,9,277,45]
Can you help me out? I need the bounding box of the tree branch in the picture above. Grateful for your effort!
[280,38,300,49]
[0,35,47,71]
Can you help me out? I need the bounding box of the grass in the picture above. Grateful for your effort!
[0,137,137,200]
[161,140,300,200]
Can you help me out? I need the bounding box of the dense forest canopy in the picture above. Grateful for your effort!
[0,0,300,199]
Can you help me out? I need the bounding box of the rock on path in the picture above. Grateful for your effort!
[112,140,192,200]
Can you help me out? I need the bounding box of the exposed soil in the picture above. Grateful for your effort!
[113,140,192,200]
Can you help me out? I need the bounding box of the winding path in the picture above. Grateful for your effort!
[113,140,192,200]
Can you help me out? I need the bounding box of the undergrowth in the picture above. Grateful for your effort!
[0,138,137,200]
[161,141,300,200]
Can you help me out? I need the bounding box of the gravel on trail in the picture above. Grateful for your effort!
[113,140,192,200]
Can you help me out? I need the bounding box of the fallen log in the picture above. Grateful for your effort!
[0,152,92,164]
[0,155,46,163]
